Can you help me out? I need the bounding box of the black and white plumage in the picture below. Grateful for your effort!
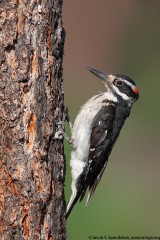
[66,67,139,218]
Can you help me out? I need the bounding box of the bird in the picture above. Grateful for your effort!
[66,66,139,218]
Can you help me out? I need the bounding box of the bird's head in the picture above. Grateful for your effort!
[88,67,139,104]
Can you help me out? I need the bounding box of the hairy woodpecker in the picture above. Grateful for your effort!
[66,67,139,218]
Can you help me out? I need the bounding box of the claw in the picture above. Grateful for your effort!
[64,106,73,131]
[54,130,64,140]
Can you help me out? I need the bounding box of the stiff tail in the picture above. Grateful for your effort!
[66,190,81,219]
[66,185,95,218]
[66,164,108,218]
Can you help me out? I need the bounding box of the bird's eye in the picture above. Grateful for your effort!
[115,80,123,86]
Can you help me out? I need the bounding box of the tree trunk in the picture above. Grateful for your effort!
[0,1,66,239]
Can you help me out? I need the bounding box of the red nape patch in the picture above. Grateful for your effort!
[133,87,139,95]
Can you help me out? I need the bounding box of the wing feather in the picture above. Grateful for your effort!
[80,103,116,203]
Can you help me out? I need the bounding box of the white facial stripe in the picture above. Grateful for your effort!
[123,79,135,90]
[112,85,130,101]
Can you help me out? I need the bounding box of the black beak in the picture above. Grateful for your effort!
[87,66,108,82]
[87,66,112,91]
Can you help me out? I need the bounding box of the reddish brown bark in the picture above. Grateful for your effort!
[0,1,66,239]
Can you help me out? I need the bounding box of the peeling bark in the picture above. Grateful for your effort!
[0,1,66,239]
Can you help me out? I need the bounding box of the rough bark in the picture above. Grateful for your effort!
[0,1,66,239]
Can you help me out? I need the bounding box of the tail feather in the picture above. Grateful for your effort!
[66,190,81,219]
[79,185,87,202]
[66,162,108,218]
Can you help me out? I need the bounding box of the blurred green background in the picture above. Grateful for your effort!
[63,1,160,239]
